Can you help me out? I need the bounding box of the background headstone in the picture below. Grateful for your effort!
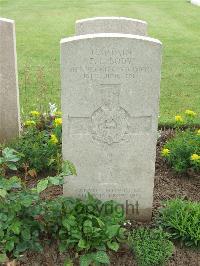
[0,18,20,143]
[61,33,162,221]
[76,17,147,36]
[191,0,200,6]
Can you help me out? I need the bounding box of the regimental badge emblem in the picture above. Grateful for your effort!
[91,84,131,145]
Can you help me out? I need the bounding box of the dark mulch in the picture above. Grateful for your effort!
[10,129,200,266]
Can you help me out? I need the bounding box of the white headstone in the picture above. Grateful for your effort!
[61,33,162,221]
[0,18,20,143]
[191,0,200,6]
[76,17,147,36]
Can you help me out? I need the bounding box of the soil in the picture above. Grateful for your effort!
[5,129,200,266]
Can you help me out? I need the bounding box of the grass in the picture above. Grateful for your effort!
[0,0,200,124]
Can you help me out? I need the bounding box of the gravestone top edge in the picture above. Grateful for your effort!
[0,17,14,24]
[76,17,147,25]
[60,33,162,46]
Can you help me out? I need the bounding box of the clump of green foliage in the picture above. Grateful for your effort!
[0,148,21,176]
[11,128,61,174]
[158,198,200,247]
[0,183,126,265]
[43,193,126,266]
[10,105,62,174]
[174,109,199,127]
[0,157,125,265]
[0,174,65,263]
[161,130,200,173]
[0,161,76,263]
[128,227,174,266]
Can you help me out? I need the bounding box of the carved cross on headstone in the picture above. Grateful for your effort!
[68,84,152,145]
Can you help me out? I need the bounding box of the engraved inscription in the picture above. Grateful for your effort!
[69,48,153,80]
[77,187,141,200]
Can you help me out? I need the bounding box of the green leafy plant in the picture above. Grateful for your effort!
[9,105,62,175]
[174,109,199,127]
[161,130,200,173]
[80,251,110,266]
[158,198,200,247]
[10,128,61,174]
[64,258,74,266]
[43,193,126,266]
[0,175,43,263]
[0,174,63,263]
[0,148,21,176]
[128,227,174,266]
[0,159,126,265]
[0,160,76,263]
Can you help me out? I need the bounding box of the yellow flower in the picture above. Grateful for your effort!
[185,109,196,117]
[30,111,40,117]
[175,115,183,123]
[24,120,36,126]
[197,129,200,136]
[161,148,170,157]
[191,154,200,162]
[54,118,62,127]
[50,134,58,144]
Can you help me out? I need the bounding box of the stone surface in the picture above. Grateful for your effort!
[76,17,147,36]
[0,18,20,143]
[61,33,162,221]
[191,0,200,6]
